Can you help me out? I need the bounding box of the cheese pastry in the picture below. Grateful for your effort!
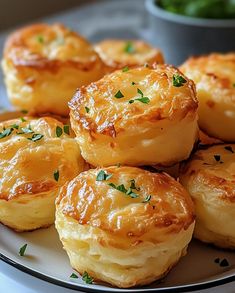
[55,166,195,288]
[69,65,198,167]
[2,23,105,116]
[180,144,235,249]
[180,53,235,142]
[0,116,85,231]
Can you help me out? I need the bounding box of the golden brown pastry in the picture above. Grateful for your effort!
[95,39,164,72]
[69,65,198,167]
[1,23,105,116]
[55,166,195,288]
[0,116,85,231]
[180,53,235,142]
[180,144,235,249]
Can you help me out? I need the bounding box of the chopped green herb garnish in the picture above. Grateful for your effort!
[19,244,27,256]
[131,81,136,85]
[124,41,135,54]
[220,258,229,267]
[122,66,129,72]
[10,124,19,129]
[21,110,28,114]
[137,88,144,96]
[37,35,44,43]
[135,97,150,104]
[96,170,112,181]
[20,117,27,122]
[108,179,140,198]
[142,195,152,203]
[144,63,149,68]
[63,125,70,135]
[130,179,140,191]
[20,126,33,134]
[85,106,90,113]
[54,170,59,182]
[82,271,93,284]
[224,146,234,153]
[56,126,63,137]
[233,83,235,87]
[116,163,121,167]
[0,128,13,139]
[114,90,124,99]
[70,273,78,279]
[27,133,44,142]
[214,154,221,162]
[172,74,187,87]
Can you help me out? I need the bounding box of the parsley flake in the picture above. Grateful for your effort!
[0,128,13,139]
[20,117,27,122]
[19,244,27,256]
[37,35,44,43]
[173,74,187,87]
[224,146,234,153]
[122,66,129,72]
[129,88,150,104]
[96,170,112,181]
[142,195,152,203]
[131,81,136,85]
[10,124,19,130]
[54,170,59,182]
[27,133,44,142]
[70,273,78,279]
[108,179,140,199]
[82,271,93,284]
[124,41,135,54]
[56,126,63,137]
[85,106,90,113]
[63,125,70,135]
[114,90,124,99]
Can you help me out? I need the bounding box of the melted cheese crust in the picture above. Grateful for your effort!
[180,144,235,249]
[69,65,198,166]
[180,53,235,141]
[2,23,105,116]
[95,39,164,72]
[56,166,195,287]
[0,116,85,231]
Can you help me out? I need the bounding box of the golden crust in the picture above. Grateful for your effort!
[69,65,198,166]
[180,144,235,249]
[57,166,195,240]
[180,53,235,141]
[2,23,105,116]
[95,39,164,72]
[0,116,85,231]
[55,166,195,287]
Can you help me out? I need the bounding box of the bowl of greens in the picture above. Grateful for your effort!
[145,0,235,65]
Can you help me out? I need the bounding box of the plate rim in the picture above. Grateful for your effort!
[1,252,235,293]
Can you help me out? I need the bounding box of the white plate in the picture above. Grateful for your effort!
[0,0,235,292]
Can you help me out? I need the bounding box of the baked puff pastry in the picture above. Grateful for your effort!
[69,65,198,167]
[180,144,235,249]
[1,23,105,116]
[95,39,164,72]
[0,116,85,231]
[180,53,235,142]
[55,166,195,288]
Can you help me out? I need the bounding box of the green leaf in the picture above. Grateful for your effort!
[56,126,63,137]
[135,97,150,104]
[37,35,44,43]
[63,125,70,135]
[27,133,44,142]
[114,90,124,99]
[20,117,27,122]
[137,88,144,97]
[82,271,93,284]
[122,66,129,72]
[131,81,136,85]
[142,195,152,203]
[96,170,112,181]
[85,106,90,113]
[172,74,187,87]
[70,273,78,279]
[10,124,19,129]
[19,244,27,256]
[21,126,33,134]
[124,41,135,54]
[54,170,59,182]
[0,128,13,139]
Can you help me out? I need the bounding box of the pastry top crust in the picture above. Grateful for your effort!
[180,144,235,203]
[69,65,198,137]
[57,166,195,238]
[0,116,84,200]
[95,39,164,69]
[3,23,103,71]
